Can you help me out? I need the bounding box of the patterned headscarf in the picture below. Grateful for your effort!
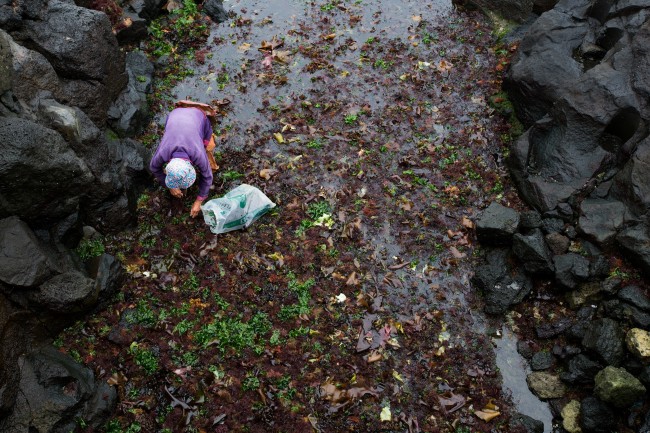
[165,158,196,189]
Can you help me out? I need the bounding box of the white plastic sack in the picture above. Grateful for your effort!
[201,184,276,234]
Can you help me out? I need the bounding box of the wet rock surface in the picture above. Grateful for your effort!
[526,371,567,399]
[0,0,152,428]
[0,345,117,433]
[579,396,616,433]
[594,365,646,408]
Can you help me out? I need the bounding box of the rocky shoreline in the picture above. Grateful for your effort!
[0,0,226,430]
[468,0,650,431]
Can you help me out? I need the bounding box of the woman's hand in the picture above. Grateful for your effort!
[169,188,183,198]
[190,200,202,218]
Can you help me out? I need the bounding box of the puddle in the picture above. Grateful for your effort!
[494,326,554,433]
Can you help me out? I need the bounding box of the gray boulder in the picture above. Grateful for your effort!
[483,274,532,315]
[107,50,154,137]
[7,37,60,102]
[504,0,650,265]
[88,253,125,311]
[618,285,650,312]
[582,318,625,366]
[553,253,590,290]
[452,0,534,23]
[526,371,567,399]
[504,4,588,127]
[203,0,228,23]
[38,99,84,144]
[475,202,520,245]
[578,199,632,246]
[560,354,602,385]
[0,117,94,224]
[127,0,166,20]
[617,222,650,275]
[603,299,650,328]
[579,396,616,433]
[0,345,117,432]
[512,228,554,274]
[27,271,97,314]
[8,0,127,124]
[0,217,60,287]
[510,412,544,433]
[0,30,11,94]
[594,366,646,408]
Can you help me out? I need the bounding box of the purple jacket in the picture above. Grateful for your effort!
[150,108,213,200]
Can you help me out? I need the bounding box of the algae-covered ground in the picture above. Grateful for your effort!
[60,1,529,431]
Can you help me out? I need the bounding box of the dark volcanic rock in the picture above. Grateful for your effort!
[0,30,11,94]
[531,351,554,371]
[0,345,117,432]
[545,232,570,255]
[504,0,650,266]
[580,396,616,433]
[541,217,564,234]
[618,285,650,312]
[552,344,582,360]
[589,255,610,279]
[0,117,94,224]
[603,299,650,328]
[560,354,602,385]
[452,0,534,23]
[27,271,97,314]
[88,253,125,311]
[483,273,533,315]
[553,253,590,290]
[11,0,127,124]
[475,202,520,245]
[127,0,166,20]
[107,51,154,137]
[114,10,148,45]
[510,412,544,433]
[0,217,60,287]
[517,340,535,360]
[512,228,554,274]
[203,0,228,23]
[536,317,573,339]
[617,222,650,276]
[578,199,631,246]
[582,318,625,367]
[519,210,542,230]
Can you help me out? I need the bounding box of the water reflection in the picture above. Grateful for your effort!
[494,326,554,433]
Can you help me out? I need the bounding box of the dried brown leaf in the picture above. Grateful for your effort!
[273,49,292,64]
[367,350,383,363]
[107,371,127,386]
[438,391,466,414]
[259,168,278,179]
[449,246,466,259]
[346,271,360,286]
[475,409,500,422]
